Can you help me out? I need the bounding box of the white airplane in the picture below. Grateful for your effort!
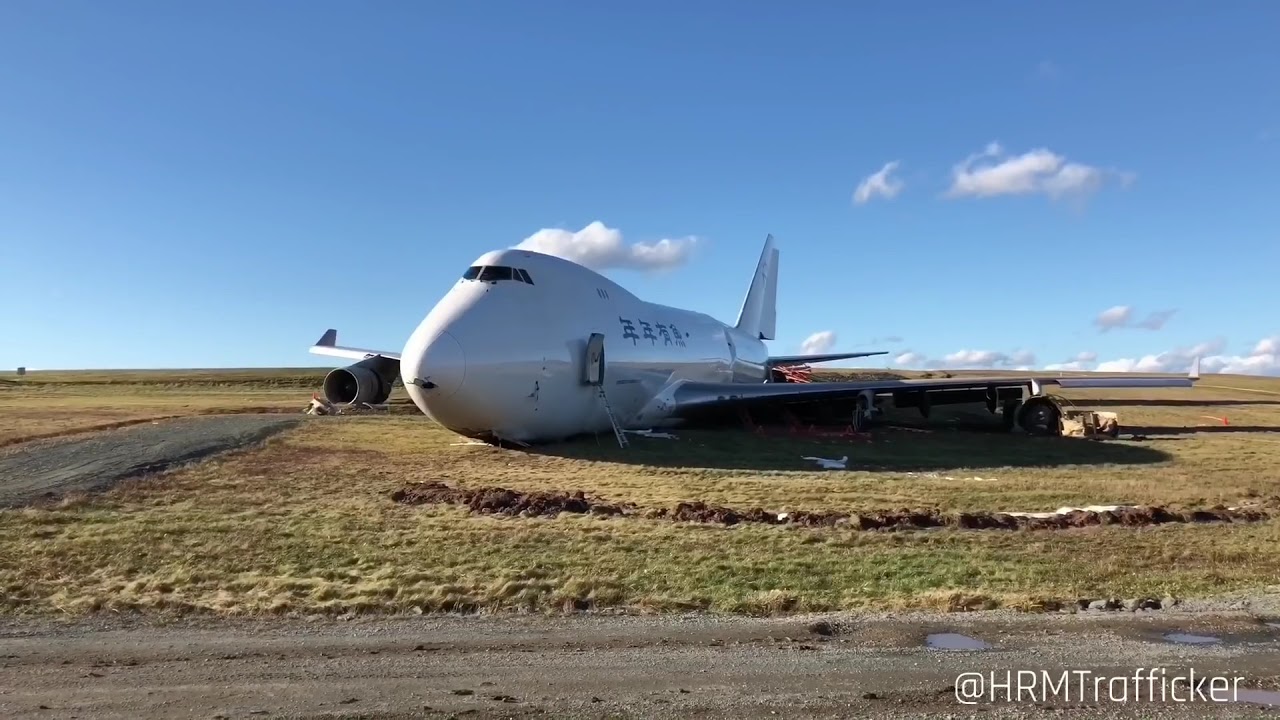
[308,235,1199,445]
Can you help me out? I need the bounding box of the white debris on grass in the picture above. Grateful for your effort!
[304,396,389,416]
[904,471,998,482]
[802,455,848,470]
[625,429,679,439]
[1003,504,1127,519]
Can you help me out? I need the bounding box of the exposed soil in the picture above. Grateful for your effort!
[391,481,1276,532]
[391,481,641,517]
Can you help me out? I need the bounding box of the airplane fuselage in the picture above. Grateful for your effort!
[400,248,769,443]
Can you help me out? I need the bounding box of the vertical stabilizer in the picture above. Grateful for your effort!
[735,234,778,340]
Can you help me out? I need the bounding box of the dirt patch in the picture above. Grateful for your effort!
[391,481,1276,532]
[391,481,640,518]
[0,414,303,507]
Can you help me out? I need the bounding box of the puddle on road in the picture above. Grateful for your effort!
[925,633,991,651]
[1236,688,1280,706]
[1163,632,1221,645]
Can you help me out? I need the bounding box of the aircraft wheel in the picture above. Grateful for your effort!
[1017,397,1061,436]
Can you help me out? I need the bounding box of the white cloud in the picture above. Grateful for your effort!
[801,331,837,355]
[1134,309,1177,330]
[515,221,696,271]
[894,351,928,367]
[893,348,1037,370]
[1044,351,1100,372]
[943,349,1037,369]
[945,141,1133,201]
[853,161,904,205]
[1094,305,1177,332]
[897,338,1280,377]
[1095,305,1132,331]
[1188,337,1279,376]
[1095,338,1228,374]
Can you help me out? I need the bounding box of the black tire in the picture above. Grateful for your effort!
[1017,397,1061,436]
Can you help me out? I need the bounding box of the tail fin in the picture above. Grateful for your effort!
[735,234,779,340]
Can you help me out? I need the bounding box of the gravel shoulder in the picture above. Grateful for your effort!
[0,414,302,506]
[2,606,1280,719]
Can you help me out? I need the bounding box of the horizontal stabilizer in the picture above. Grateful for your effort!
[768,351,889,366]
[309,328,401,361]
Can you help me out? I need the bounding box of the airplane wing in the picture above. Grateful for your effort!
[768,351,889,366]
[668,358,1201,417]
[308,329,402,361]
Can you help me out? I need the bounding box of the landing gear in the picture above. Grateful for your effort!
[852,392,877,432]
[1001,399,1020,431]
[1016,396,1062,436]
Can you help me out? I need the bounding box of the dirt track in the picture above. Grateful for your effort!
[2,606,1280,719]
[0,414,301,507]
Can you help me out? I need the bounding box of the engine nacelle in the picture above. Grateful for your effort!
[322,357,398,405]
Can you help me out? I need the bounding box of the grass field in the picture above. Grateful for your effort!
[0,368,323,446]
[2,368,1280,617]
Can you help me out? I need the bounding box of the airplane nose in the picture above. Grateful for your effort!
[404,330,466,398]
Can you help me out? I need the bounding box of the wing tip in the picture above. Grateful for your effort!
[316,329,337,347]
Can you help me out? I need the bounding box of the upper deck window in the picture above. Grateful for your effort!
[461,265,534,284]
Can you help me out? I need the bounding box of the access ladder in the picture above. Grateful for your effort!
[597,384,629,449]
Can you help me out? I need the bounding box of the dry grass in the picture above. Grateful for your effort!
[1,369,1280,617]
[0,369,330,445]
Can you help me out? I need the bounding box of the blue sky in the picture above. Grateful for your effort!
[2,1,1278,374]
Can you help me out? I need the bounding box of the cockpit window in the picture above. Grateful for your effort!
[477,266,513,282]
[462,265,534,284]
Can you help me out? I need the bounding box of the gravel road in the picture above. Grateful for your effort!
[0,414,301,506]
[2,607,1280,719]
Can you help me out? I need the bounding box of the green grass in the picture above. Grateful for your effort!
[2,368,1280,617]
